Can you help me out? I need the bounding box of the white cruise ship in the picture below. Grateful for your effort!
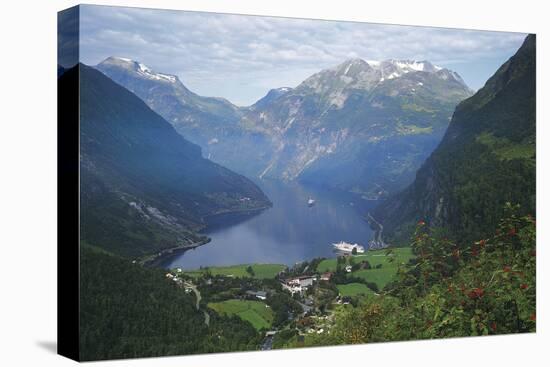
[332,241,365,254]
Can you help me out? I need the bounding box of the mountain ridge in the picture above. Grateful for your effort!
[97,56,473,198]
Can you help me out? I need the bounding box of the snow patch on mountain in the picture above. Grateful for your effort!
[102,57,178,84]
[136,62,177,83]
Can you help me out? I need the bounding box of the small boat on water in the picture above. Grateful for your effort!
[307,197,316,207]
[332,241,365,254]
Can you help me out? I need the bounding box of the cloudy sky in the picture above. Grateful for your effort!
[78,5,527,106]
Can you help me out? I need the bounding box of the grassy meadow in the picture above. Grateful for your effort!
[207,299,274,330]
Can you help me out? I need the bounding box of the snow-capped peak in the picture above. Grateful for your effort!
[385,59,442,74]
[332,58,446,81]
[99,56,177,83]
[295,57,469,100]
[134,62,177,83]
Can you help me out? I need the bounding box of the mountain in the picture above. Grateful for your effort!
[96,56,273,177]
[59,64,270,258]
[95,57,242,144]
[97,57,472,197]
[374,34,536,244]
[241,58,473,196]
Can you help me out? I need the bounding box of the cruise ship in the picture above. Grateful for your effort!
[332,241,365,254]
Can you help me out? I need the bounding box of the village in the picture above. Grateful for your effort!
[164,247,414,349]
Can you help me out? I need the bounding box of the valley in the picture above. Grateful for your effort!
[64,13,535,358]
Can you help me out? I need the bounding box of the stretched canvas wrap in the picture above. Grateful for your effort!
[57,4,536,361]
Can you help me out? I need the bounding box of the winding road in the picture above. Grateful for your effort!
[366,212,387,249]
[184,281,210,326]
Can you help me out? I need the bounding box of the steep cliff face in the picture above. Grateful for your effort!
[375,35,536,244]
[63,64,270,257]
[97,57,471,197]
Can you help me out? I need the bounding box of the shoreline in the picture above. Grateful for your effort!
[142,204,271,268]
[141,238,211,267]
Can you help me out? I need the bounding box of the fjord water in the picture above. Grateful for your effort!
[162,180,376,269]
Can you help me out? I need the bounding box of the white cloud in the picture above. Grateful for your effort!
[79,5,527,105]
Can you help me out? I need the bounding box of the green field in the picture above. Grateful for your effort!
[208,300,274,330]
[317,247,414,289]
[352,267,399,289]
[336,283,375,297]
[181,263,286,279]
[317,247,413,272]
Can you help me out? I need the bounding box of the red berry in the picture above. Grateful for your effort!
[468,288,484,299]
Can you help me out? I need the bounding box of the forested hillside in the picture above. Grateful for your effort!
[375,35,536,245]
[79,246,261,360]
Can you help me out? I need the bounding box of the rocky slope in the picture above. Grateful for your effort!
[243,58,473,197]
[61,64,270,257]
[374,35,536,244]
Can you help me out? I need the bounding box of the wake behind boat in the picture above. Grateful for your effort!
[332,241,365,254]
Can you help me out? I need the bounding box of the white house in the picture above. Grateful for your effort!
[281,275,318,294]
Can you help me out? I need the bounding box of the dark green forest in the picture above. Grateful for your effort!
[79,246,260,361]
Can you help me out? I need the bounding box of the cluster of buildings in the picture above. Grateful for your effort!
[281,275,318,294]
[165,268,185,286]
[280,272,334,295]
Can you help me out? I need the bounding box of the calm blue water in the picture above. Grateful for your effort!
[162,180,376,269]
